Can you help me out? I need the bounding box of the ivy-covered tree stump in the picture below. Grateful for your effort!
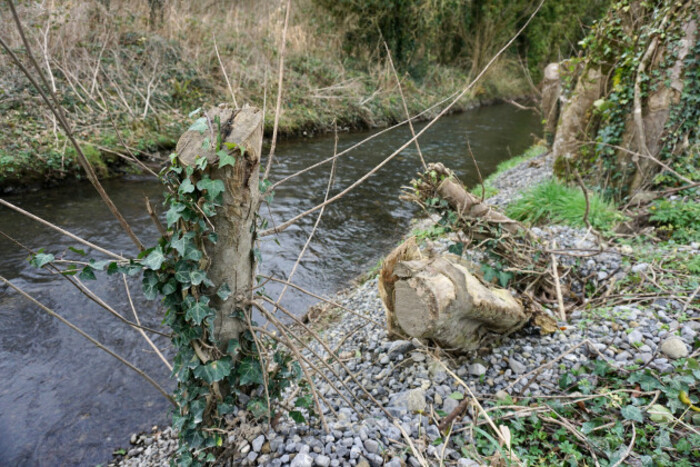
[175,105,263,349]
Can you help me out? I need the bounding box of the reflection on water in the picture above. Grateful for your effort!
[0,105,540,465]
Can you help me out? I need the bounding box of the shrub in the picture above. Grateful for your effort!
[649,199,700,243]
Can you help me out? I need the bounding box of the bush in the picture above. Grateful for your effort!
[506,179,623,232]
[649,199,700,243]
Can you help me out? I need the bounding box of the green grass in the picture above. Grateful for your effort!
[505,178,624,232]
[471,144,547,198]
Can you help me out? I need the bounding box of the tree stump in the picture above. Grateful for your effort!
[379,240,529,350]
[176,105,263,351]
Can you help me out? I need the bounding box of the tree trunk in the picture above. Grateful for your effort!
[541,63,561,144]
[379,240,529,350]
[176,105,263,352]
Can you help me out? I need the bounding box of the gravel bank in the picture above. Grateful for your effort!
[111,154,698,466]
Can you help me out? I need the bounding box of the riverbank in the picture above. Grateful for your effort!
[2,0,573,192]
[111,148,700,466]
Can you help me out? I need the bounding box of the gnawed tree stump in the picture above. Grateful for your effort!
[379,239,529,350]
[380,163,559,349]
[176,104,263,352]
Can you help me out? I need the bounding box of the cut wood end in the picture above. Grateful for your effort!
[177,105,262,168]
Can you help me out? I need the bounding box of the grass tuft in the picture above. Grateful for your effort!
[506,178,624,232]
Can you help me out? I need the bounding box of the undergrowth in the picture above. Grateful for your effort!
[506,179,624,232]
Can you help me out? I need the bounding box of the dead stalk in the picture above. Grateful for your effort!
[550,240,567,321]
[122,275,173,371]
[383,40,426,169]
[263,0,292,180]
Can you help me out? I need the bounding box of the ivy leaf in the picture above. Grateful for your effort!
[185,297,213,325]
[174,261,193,286]
[196,178,225,201]
[89,259,110,271]
[227,338,240,355]
[30,252,55,268]
[247,398,268,419]
[217,283,232,301]
[217,150,236,169]
[238,357,264,386]
[448,392,464,400]
[166,202,187,227]
[189,398,206,424]
[193,358,232,383]
[447,242,464,256]
[142,246,166,270]
[621,405,644,423]
[179,178,196,195]
[295,394,313,409]
[169,232,193,257]
[142,270,160,300]
[161,278,178,296]
[79,266,96,281]
[188,117,207,134]
[289,410,305,423]
[189,269,209,286]
[68,246,86,256]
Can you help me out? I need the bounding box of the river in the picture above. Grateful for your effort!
[0,104,540,465]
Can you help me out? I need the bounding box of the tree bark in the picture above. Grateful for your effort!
[176,105,263,352]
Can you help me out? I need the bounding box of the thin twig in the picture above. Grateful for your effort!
[382,40,426,169]
[263,0,292,180]
[213,34,238,108]
[550,240,566,321]
[122,275,172,371]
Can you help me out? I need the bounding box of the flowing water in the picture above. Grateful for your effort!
[0,105,540,466]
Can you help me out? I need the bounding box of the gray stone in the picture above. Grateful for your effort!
[627,329,644,345]
[509,358,526,374]
[252,435,265,453]
[290,452,314,467]
[631,262,649,273]
[388,340,414,358]
[457,459,480,467]
[442,396,460,414]
[364,439,379,454]
[469,363,487,376]
[660,337,689,359]
[246,451,258,463]
[390,388,427,413]
[385,459,402,467]
[495,390,509,401]
[315,454,331,467]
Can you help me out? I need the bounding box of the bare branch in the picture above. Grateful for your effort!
[263,0,292,180]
